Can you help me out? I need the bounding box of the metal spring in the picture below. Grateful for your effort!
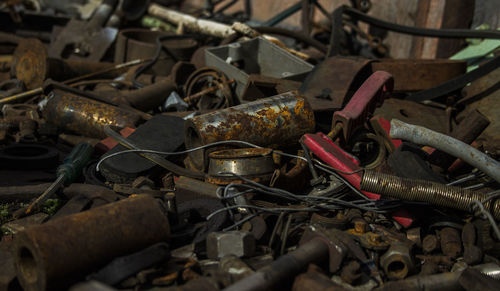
[361,170,500,220]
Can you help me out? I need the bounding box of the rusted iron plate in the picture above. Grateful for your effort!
[371,59,466,92]
[299,56,374,112]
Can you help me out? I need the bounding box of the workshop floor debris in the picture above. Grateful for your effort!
[0,1,499,290]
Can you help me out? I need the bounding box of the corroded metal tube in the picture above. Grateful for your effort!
[14,195,170,291]
[361,170,500,219]
[184,91,315,170]
[42,90,141,138]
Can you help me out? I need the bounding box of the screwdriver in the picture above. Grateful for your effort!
[25,143,94,215]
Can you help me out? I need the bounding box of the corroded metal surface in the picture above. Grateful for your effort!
[371,59,466,92]
[380,243,415,280]
[11,38,49,90]
[439,227,462,258]
[14,195,170,291]
[374,98,448,134]
[185,91,315,170]
[11,38,113,90]
[42,90,140,138]
[459,67,500,156]
[299,56,373,112]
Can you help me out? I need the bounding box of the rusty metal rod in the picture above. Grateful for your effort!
[184,79,235,104]
[224,238,329,291]
[62,59,147,85]
[14,195,170,291]
[0,59,148,106]
[0,183,118,203]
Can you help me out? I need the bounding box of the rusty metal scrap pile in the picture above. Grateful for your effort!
[1,1,500,290]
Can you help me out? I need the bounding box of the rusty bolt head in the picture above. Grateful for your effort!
[406,227,422,248]
[380,243,415,280]
[206,231,256,259]
[353,220,368,234]
[422,235,440,253]
[439,228,462,258]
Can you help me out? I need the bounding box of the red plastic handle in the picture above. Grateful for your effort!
[301,132,414,227]
[333,71,394,141]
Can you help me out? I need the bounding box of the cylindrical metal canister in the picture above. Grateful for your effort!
[184,91,315,171]
[14,195,170,291]
[207,148,275,185]
[42,90,141,138]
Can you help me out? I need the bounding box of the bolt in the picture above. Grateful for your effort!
[439,228,462,258]
[354,220,368,234]
[406,227,422,248]
[422,235,440,253]
[206,231,256,259]
[380,243,415,280]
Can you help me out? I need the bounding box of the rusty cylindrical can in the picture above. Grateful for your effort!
[41,90,141,138]
[184,91,315,171]
[14,195,170,291]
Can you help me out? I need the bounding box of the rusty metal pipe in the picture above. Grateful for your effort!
[120,79,176,111]
[184,91,315,171]
[0,183,51,202]
[42,91,141,138]
[224,238,329,291]
[0,183,116,203]
[14,195,170,291]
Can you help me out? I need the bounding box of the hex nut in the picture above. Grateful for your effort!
[206,231,256,259]
[380,243,415,280]
[439,227,462,258]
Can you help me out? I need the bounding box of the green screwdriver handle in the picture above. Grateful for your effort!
[57,143,94,185]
